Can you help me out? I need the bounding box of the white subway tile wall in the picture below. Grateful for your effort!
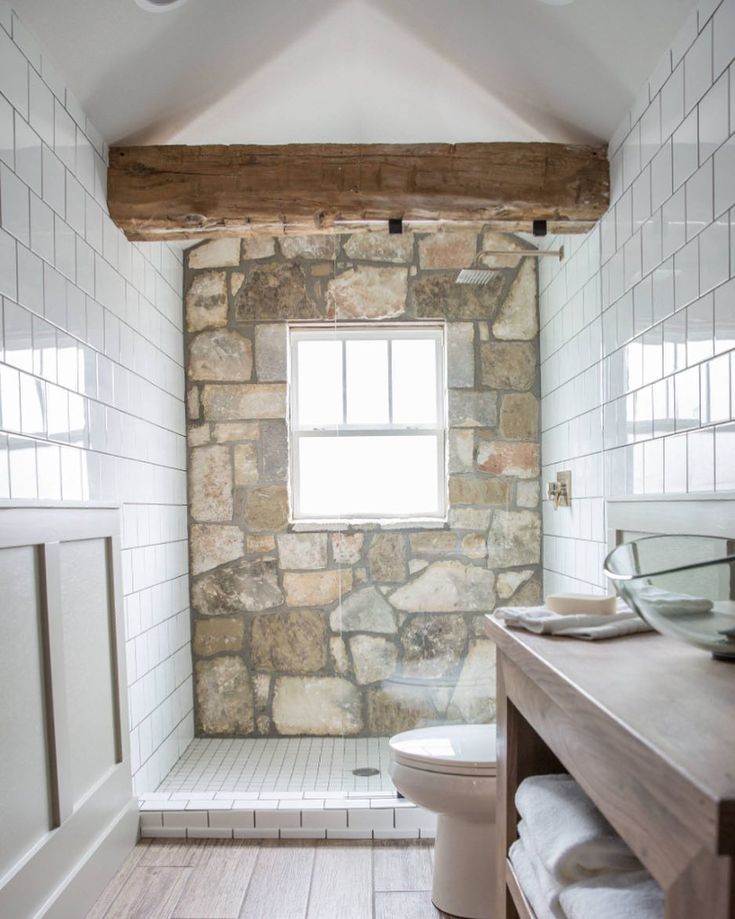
[0,3,192,794]
[540,0,735,595]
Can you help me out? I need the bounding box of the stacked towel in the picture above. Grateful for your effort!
[515,774,642,882]
[559,870,664,919]
[494,601,652,641]
[509,836,564,919]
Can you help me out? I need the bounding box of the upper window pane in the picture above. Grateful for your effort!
[391,339,438,424]
[296,339,342,427]
[345,339,389,425]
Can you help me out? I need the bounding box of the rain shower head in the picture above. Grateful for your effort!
[456,246,564,286]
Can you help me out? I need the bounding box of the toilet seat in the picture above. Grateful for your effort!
[389,724,497,777]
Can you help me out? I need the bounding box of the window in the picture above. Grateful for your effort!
[289,324,447,521]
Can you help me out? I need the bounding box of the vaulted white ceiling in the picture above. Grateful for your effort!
[15,0,696,145]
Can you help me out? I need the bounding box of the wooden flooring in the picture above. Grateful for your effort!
[87,839,458,919]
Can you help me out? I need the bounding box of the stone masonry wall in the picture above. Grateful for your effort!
[184,229,541,737]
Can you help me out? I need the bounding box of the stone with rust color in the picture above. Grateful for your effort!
[448,391,497,428]
[367,684,436,734]
[254,324,287,382]
[192,557,284,614]
[389,560,495,612]
[476,441,539,478]
[410,272,506,321]
[492,260,538,340]
[193,617,245,657]
[418,230,477,269]
[448,640,496,723]
[449,476,511,506]
[277,532,328,569]
[196,657,254,734]
[331,532,364,565]
[190,445,232,522]
[343,233,414,263]
[251,609,327,673]
[367,533,408,582]
[499,392,539,440]
[234,263,321,320]
[234,443,258,485]
[480,341,536,390]
[350,635,398,685]
[190,524,243,575]
[326,266,408,319]
[487,510,541,568]
[186,271,228,332]
[189,238,241,269]
[189,329,253,382]
[279,235,337,260]
[400,614,467,678]
[409,532,457,554]
[202,383,286,421]
[330,586,396,634]
[272,677,362,735]
[244,485,289,531]
[283,569,353,607]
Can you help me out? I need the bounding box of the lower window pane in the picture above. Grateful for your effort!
[297,435,441,518]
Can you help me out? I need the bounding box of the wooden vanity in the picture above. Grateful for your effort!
[485,616,735,919]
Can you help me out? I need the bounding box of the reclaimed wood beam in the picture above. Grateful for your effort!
[107,142,609,241]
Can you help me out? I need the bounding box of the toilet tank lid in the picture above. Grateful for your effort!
[389,724,497,772]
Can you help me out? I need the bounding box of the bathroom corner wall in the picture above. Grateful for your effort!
[0,4,192,793]
[539,0,735,594]
[184,229,541,737]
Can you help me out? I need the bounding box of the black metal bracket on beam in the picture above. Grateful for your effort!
[388,218,404,234]
[532,220,548,237]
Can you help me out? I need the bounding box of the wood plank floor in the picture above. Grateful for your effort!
[87,839,459,919]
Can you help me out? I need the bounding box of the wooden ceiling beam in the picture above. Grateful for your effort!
[107,142,609,241]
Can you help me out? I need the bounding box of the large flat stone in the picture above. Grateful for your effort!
[283,569,353,606]
[326,266,407,319]
[448,391,497,428]
[331,532,364,565]
[254,324,287,382]
[192,557,284,614]
[186,271,229,332]
[487,510,541,568]
[188,238,241,269]
[193,617,245,657]
[448,640,496,723]
[234,442,258,485]
[517,480,541,508]
[279,235,337,259]
[272,677,362,735]
[242,237,276,260]
[202,383,287,421]
[449,476,511,506]
[189,329,253,382]
[480,231,529,269]
[492,260,538,340]
[410,272,506,320]
[190,524,244,575]
[368,533,407,582]
[329,586,397,634]
[418,230,477,269]
[496,568,537,600]
[476,441,539,478]
[190,445,233,522]
[350,635,398,685]
[251,609,327,672]
[499,392,539,439]
[389,560,495,612]
[480,341,536,390]
[343,233,414,263]
[367,684,436,734]
[400,614,467,678]
[449,429,475,473]
[277,532,328,569]
[448,506,493,530]
[196,657,254,734]
[260,420,288,482]
[234,263,321,320]
[447,323,475,387]
[244,485,289,531]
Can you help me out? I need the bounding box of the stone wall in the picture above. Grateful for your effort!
[185,229,541,737]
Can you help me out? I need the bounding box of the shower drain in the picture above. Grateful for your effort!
[352,767,380,777]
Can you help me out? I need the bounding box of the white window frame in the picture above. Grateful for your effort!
[288,322,448,524]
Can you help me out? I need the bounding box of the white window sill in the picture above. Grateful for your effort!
[290,518,449,532]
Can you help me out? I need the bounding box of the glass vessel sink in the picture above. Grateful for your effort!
[604,534,735,660]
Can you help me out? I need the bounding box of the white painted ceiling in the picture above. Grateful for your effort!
[15,0,696,145]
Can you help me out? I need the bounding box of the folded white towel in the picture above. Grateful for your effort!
[636,585,713,614]
[493,601,652,640]
[516,774,642,883]
[560,870,664,919]
[508,837,565,919]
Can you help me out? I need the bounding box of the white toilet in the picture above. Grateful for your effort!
[389,724,497,919]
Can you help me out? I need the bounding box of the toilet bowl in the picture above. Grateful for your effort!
[389,724,497,919]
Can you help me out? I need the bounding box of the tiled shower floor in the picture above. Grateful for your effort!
[155,737,396,795]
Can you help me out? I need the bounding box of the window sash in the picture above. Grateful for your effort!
[289,323,447,521]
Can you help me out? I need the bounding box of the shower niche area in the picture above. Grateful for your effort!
[143,228,541,837]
